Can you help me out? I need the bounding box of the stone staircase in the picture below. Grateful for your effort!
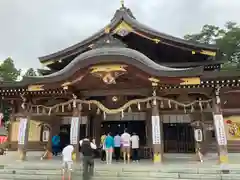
[1,164,240,180]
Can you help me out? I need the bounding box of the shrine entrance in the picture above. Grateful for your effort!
[162,114,195,153]
[100,112,147,146]
[101,121,146,146]
[163,123,195,153]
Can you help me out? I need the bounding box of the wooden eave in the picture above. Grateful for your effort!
[160,60,223,68]
[39,6,219,66]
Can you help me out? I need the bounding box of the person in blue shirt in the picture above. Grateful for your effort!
[52,134,60,156]
[104,132,114,164]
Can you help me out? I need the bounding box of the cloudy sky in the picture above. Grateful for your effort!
[0,0,239,70]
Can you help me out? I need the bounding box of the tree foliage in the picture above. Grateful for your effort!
[0,58,21,81]
[184,21,240,69]
[24,68,37,77]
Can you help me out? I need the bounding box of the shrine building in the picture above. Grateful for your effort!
[2,4,240,163]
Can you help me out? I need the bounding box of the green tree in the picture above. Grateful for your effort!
[0,57,21,81]
[24,68,37,77]
[184,21,240,69]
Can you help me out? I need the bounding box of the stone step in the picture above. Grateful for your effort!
[1,171,240,180]
[2,165,237,174]
[1,174,240,180]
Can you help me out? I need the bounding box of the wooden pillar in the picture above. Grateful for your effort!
[17,114,30,161]
[7,114,15,149]
[212,87,229,171]
[146,109,152,147]
[70,108,81,162]
[93,115,102,147]
[151,102,163,163]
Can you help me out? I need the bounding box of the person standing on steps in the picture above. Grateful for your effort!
[100,133,106,162]
[61,144,74,180]
[131,132,140,163]
[114,132,121,162]
[104,132,114,164]
[121,129,131,164]
[79,137,97,180]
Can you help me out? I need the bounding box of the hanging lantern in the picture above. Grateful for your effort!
[137,102,141,111]
[168,100,171,108]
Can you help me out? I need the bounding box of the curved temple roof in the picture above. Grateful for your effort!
[39,6,218,63]
[24,47,204,84]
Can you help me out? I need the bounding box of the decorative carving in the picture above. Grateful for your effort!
[113,21,133,37]
[226,120,240,137]
[90,64,127,84]
[200,50,216,57]
[28,85,44,91]
[180,77,200,85]
[91,35,126,49]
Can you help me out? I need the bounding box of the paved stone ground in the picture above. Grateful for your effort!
[1,151,240,169]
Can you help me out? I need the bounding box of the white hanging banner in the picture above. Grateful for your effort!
[18,118,28,145]
[152,115,161,144]
[70,117,79,145]
[214,114,227,146]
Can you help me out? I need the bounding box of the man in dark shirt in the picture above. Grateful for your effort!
[79,137,97,180]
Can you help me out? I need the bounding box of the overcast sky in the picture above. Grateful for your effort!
[0,0,239,70]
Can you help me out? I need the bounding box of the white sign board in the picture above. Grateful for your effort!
[194,129,203,142]
[18,118,28,145]
[152,115,161,144]
[214,114,227,146]
[70,117,79,145]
